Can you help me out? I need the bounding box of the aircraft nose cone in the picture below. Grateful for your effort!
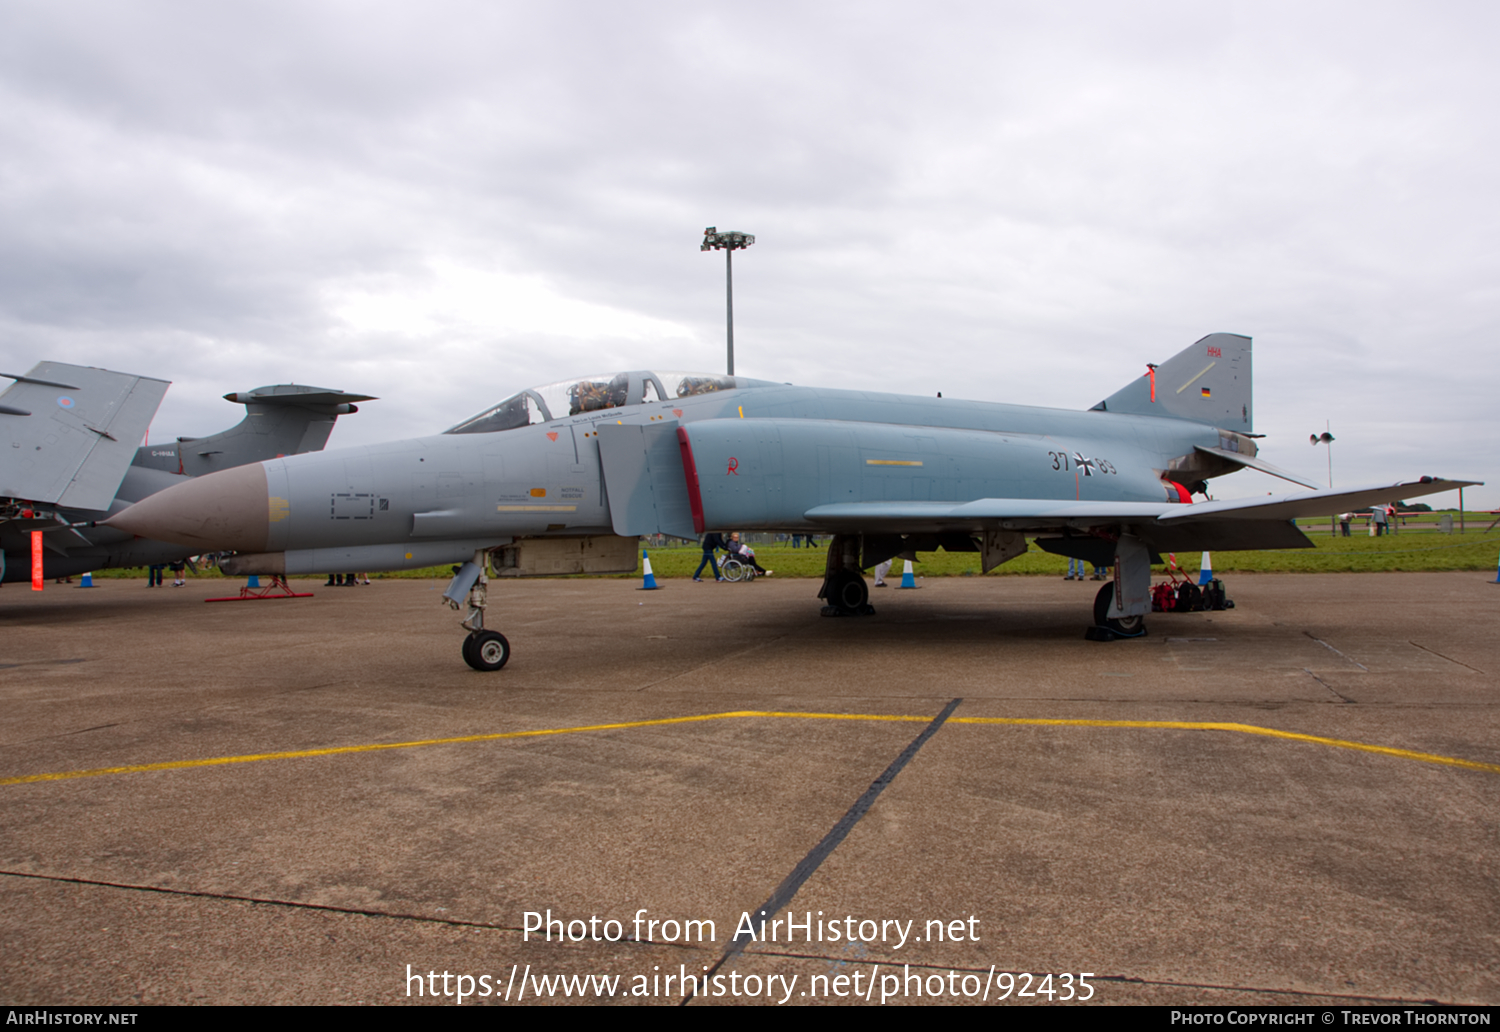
[106,463,271,553]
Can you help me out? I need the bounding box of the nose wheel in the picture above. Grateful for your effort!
[463,630,511,671]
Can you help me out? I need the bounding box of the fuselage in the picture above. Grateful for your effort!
[109,373,1238,575]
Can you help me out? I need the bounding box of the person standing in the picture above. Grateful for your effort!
[874,559,892,587]
[694,533,727,581]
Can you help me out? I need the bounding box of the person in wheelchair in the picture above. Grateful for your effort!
[726,533,772,578]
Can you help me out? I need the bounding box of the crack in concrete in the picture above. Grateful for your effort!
[1304,668,1355,704]
[1304,631,1369,671]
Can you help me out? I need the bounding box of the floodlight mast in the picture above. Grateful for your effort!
[701,227,754,375]
[1310,424,1336,535]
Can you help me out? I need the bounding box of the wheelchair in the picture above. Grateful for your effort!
[719,556,755,582]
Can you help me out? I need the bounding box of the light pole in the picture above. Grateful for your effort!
[1310,425,1335,536]
[701,227,754,376]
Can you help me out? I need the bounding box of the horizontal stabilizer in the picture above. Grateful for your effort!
[1194,446,1320,489]
[223,385,377,409]
[0,362,170,510]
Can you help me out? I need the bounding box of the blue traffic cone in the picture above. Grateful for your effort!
[248,575,260,588]
[639,550,659,590]
[79,571,94,588]
[898,559,917,588]
[1198,551,1213,586]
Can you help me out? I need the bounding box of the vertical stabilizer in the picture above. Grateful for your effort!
[132,385,376,477]
[1091,333,1252,432]
[0,363,170,510]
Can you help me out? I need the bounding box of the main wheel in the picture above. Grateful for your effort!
[1093,581,1144,635]
[829,570,869,613]
[720,558,746,582]
[463,630,511,671]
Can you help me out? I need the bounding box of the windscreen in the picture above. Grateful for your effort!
[446,371,772,434]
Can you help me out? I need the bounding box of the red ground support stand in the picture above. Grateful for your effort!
[1150,553,1199,613]
[205,575,314,602]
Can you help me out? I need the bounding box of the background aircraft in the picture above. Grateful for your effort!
[108,334,1476,668]
[1,363,372,584]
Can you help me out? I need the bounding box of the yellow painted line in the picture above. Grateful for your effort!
[945,717,1500,774]
[4,711,1496,787]
[865,459,924,467]
[0,713,751,786]
[494,505,577,513]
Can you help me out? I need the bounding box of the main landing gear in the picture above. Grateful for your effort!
[444,550,511,671]
[1088,581,1146,640]
[819,535,875,617]
[1084,534,1152,642]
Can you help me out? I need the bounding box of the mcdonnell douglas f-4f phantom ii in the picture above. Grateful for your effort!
[1,362,372,584]
[108,333,1477,669]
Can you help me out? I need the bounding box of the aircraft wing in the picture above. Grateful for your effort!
[804,476,1477,552]
[804,499,1178,531]
[1154,477,1479,523]
[0,363,171,511]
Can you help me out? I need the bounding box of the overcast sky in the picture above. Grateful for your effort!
[2,1,1494,506]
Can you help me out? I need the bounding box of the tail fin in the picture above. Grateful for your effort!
[1091,333,1252,432]
[133,385,376,477]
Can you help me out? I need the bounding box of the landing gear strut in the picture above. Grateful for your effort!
[444,550,511,671]
[818,534,875,617]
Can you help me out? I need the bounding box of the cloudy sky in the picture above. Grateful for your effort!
[2,1,1494,506]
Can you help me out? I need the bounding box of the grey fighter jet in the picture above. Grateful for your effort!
[1,363,372,584]
[107,335,1477,668]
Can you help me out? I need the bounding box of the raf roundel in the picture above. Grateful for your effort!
[56,396,75,409]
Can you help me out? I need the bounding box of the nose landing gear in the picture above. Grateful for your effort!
[444,550,512,671]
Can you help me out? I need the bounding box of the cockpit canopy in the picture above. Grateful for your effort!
[446,371,775,434]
